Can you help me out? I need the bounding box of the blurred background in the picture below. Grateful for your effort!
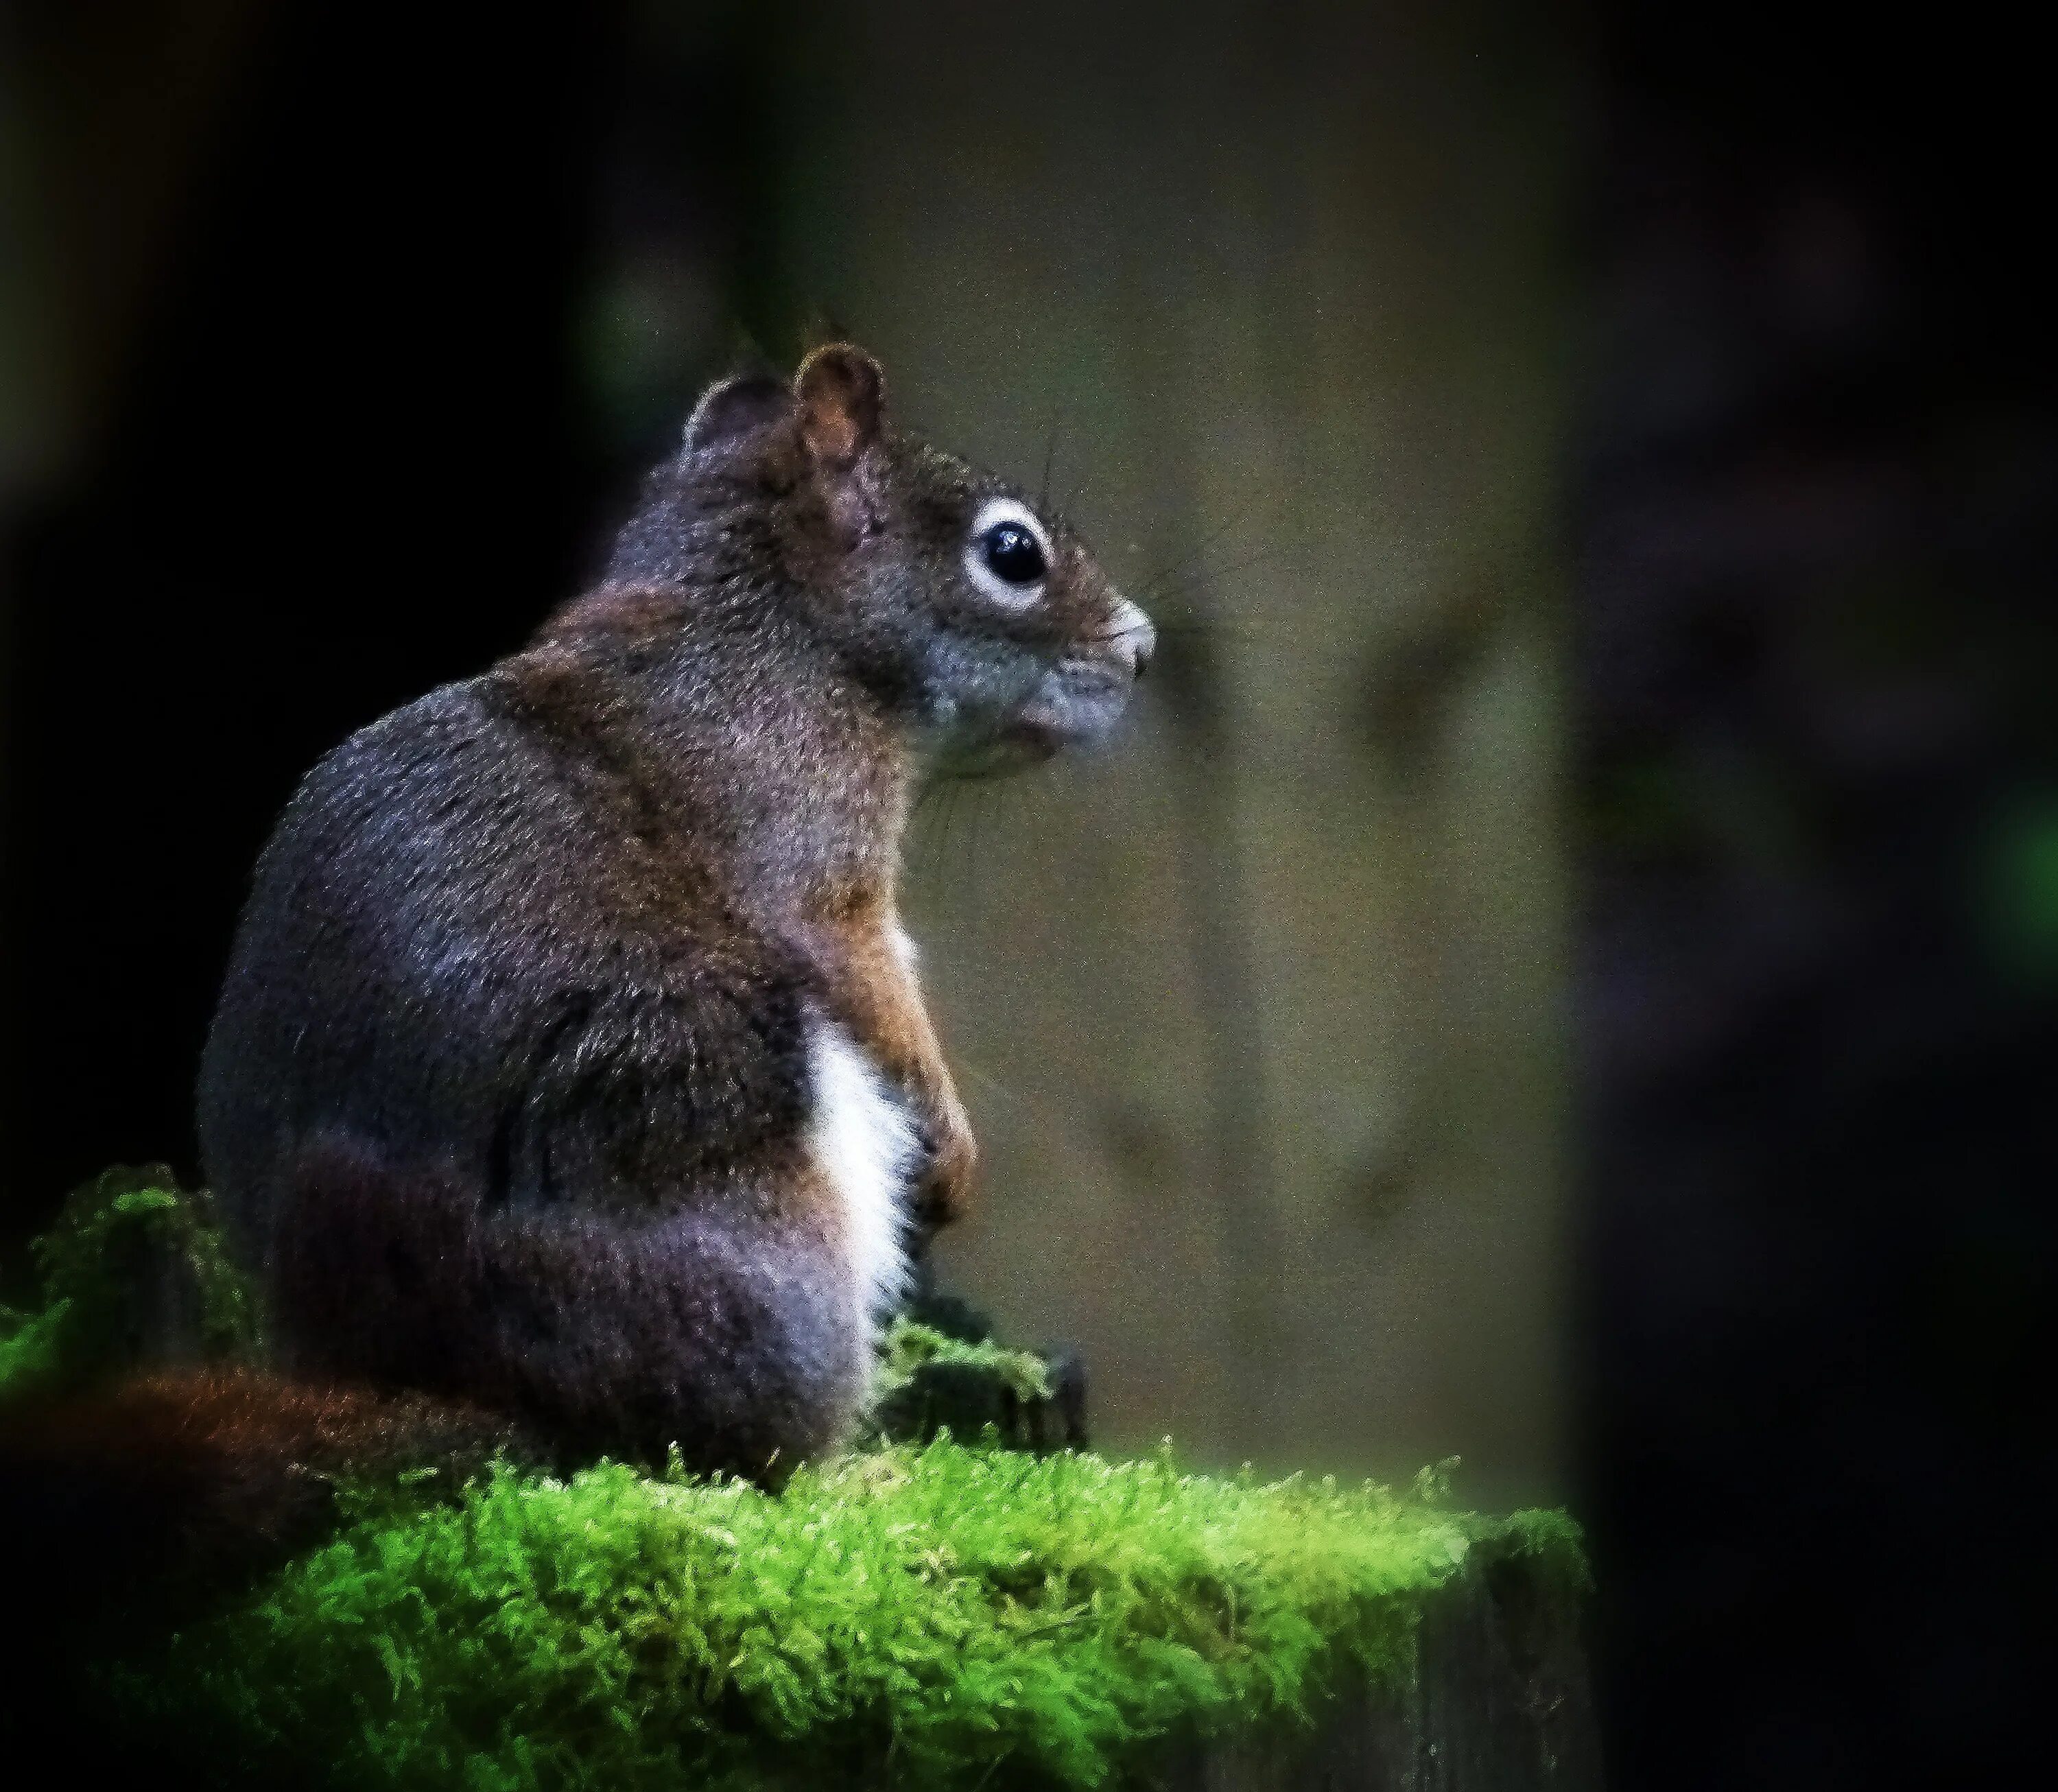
[1,3,2049,1787]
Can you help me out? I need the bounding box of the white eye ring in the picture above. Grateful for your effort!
[963,497,1052,611]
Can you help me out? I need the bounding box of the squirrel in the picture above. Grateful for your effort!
[1,346,1149,1701]
[180,342,1153,1483]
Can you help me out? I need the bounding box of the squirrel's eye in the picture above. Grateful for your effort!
[964,498,1052,609]
[979,522,1047,587]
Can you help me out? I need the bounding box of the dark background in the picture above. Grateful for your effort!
[1578,13,2053,1788]
[3,3,2052,1787]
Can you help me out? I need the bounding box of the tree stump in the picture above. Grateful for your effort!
[1153,1548,1599,1791]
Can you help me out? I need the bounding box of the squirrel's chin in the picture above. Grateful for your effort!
[1007,668,1135,755]
[925,677,1133,778]
[997,718,1067,762]
[925,715,1073,781]
[927,727,1059,782]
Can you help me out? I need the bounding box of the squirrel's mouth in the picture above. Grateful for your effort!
[1008,657,1136,753]
[928,648,1143,781]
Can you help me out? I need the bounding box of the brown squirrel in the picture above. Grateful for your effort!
[1,345,1148,1741]
[180,342,1152,1483]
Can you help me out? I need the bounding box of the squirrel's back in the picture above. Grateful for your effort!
[200,668,812,1232]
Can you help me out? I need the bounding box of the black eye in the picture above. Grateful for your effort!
[979,521,1047,586]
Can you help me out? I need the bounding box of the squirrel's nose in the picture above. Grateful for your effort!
[1111,598,1155,680]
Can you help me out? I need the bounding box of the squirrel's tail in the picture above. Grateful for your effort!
[1,1367,517,1677]
[0,1368,516,1774]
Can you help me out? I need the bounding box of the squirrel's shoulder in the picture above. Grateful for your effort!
[277,674,506,826]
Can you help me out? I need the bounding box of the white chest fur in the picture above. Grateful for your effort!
[803,1015,921,1332]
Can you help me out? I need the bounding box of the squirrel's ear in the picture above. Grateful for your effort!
[682,373,792,456]
[794,344,884,471]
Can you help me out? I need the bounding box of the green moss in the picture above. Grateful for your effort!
[0,1295,72,1394]
[1489,1505,1596,1595]
[10,1172,1589,1789]
[0,1166,253,1402]
[103,1443,1575,1791]
[873,1318,1052,1405]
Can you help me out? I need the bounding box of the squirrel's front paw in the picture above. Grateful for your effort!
[911,1097,977,1229]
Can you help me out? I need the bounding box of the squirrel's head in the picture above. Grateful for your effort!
[606,345,1154,773]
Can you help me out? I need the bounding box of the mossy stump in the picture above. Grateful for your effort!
[5,1173,1598,1790]
[54,1447,1596,1792]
